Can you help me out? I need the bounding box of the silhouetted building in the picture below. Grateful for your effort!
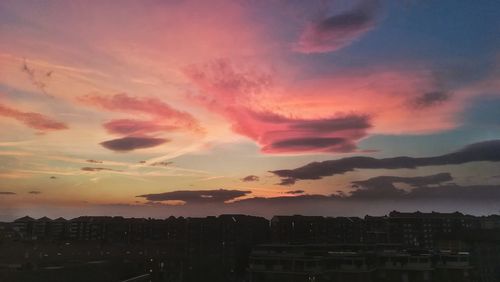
[48,217,67,240]
[32,217,52,240]
[12,216,35,239]
[364,216,390,244]
[438,230,500,282]
[388,211,480,249]
[271,215,326,243]
[0,222,17,242]
[271,215,366,244]
[249,244,472,282]
[325,217,365,244]
[479,215,500,230]
[2,211,499,282]
[249,244,378,282]
[184,215,269,281]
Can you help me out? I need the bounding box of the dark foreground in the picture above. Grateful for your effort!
[1,211,500,282]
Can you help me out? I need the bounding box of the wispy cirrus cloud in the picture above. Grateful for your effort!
[150,161,173,167]
[271,140,500,185]
[137,161,173,167]
[0,102,67,132]
[81,167,122,172]
[294,0,380,53]
[21,59,53,97]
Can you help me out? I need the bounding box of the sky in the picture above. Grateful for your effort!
[1,0,500,220]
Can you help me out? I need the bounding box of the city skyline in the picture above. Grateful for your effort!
[4,210,498,281]
[1,0,500,220]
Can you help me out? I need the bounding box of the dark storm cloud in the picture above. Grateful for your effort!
[28,191,41,194]
[86,159,103,164]
[100,136,169,152]
[0,192,16,195]
[412,91,451,109]
[295,0,380,53]
[241,175,259,182]
[49,176,57,179]
[81,167,122,172]
[271,140,500,185]
[137,189,251,204]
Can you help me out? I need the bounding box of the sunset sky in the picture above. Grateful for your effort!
[1,0,500,220]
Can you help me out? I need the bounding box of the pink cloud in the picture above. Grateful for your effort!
[0,102,67,132]
[185,60,464,154]
[281,69,462,134]
[103,119,178,135]
[294,0,380,54]
[78,93,204,152]
[78,93,201,133]
[184,60,371,154]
